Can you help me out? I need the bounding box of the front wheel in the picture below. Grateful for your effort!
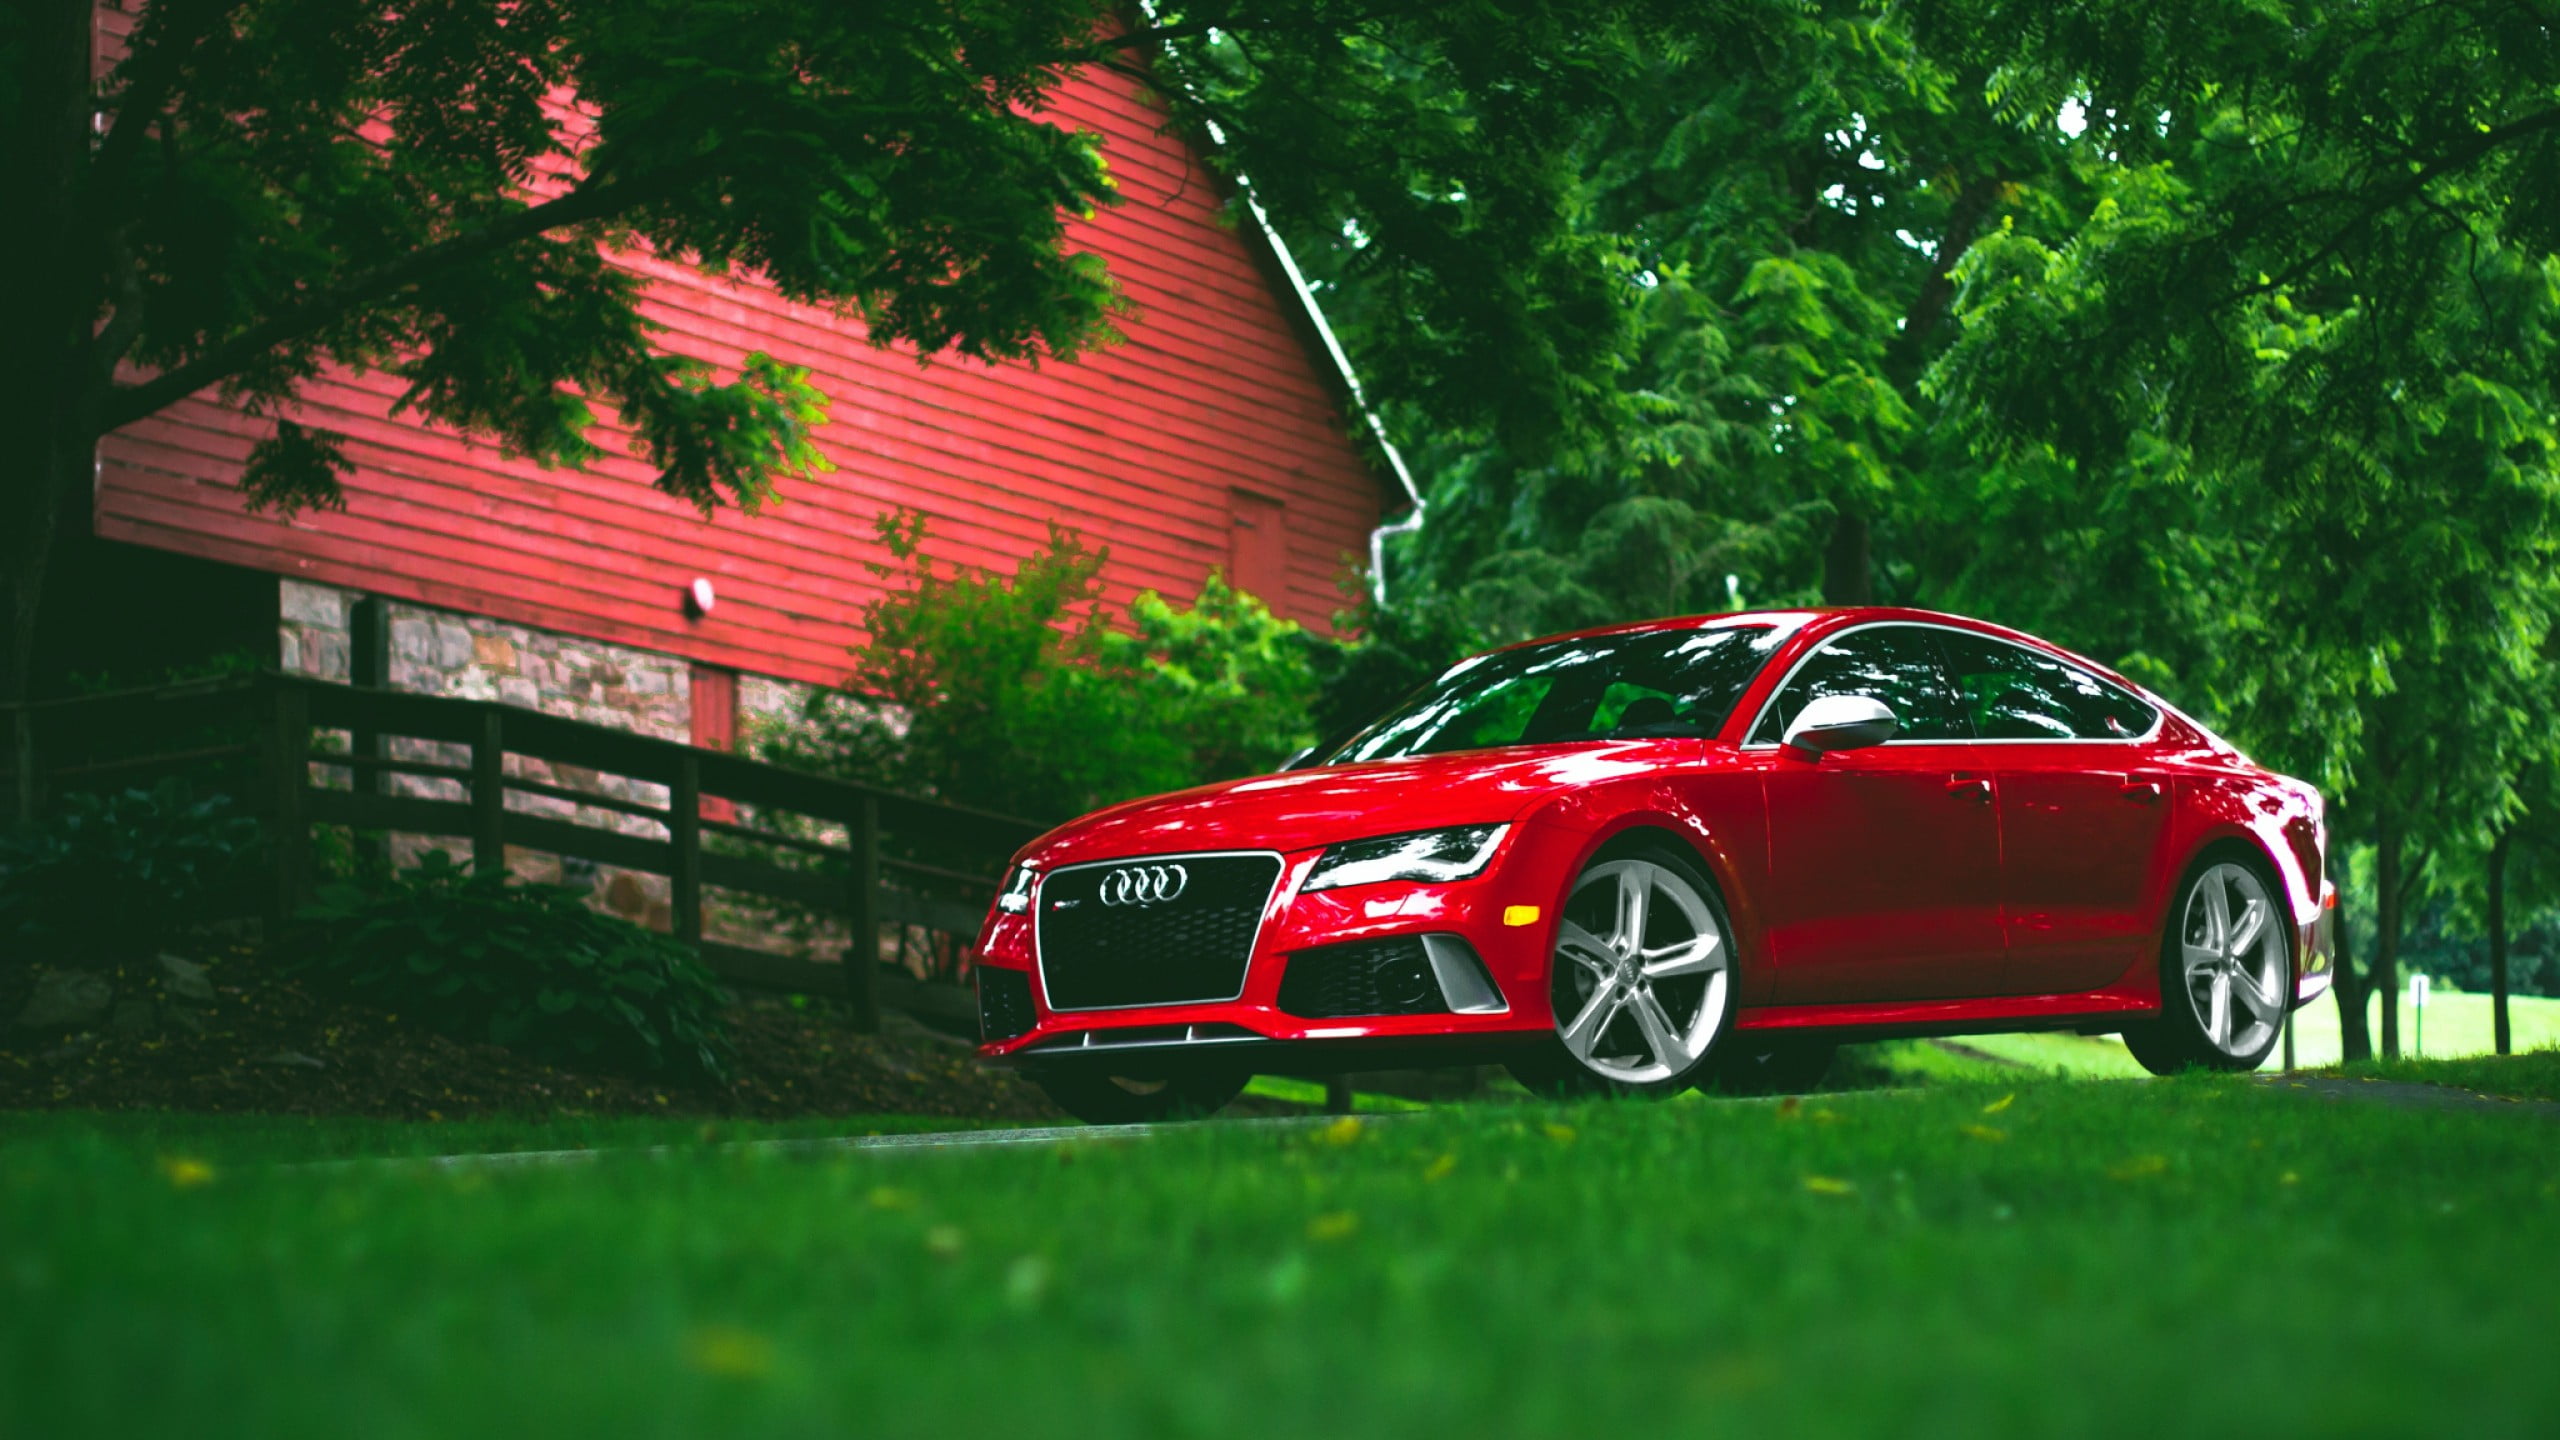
[2123,857,2290,1075]
[1507,840,1736,1099]
[1033,1068,1248,1125]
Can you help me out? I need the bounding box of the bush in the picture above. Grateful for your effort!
[0,781,262,965]
[761,511,1321,819]
[295,853,731,1080]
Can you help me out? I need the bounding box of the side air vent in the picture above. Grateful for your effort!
[1279,934,1509,1020]
[977,965,1037,1042]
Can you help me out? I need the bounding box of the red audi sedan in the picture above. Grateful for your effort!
[970,608,2336,1123]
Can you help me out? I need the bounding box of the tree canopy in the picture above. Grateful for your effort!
[2,0,1777,817]
[16,0,2560,1052]
[1260,0,2560,1054]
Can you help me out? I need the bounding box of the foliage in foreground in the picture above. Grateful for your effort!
[762,512,1321,820]
[0,781,261,965]
[294,853,729,1081]
[5,1078,2556,1439]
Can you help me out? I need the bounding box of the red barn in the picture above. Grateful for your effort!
[63,2,1399,759]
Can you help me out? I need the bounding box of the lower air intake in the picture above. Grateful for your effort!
[977,966,1037,1042]
[1279,936,1448,1019]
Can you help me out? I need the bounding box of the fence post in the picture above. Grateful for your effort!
[670,752,703,946]
[348,596,390,870]
[847,794,881,1032]
[264,679,311,935]
[471,707,505,878]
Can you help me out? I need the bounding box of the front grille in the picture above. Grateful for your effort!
[1035,852,1282,1010]
[1278,936,1449,1019]
[977,966,1037,1041]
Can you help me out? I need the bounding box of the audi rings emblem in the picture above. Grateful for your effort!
[1098,863,1190,907]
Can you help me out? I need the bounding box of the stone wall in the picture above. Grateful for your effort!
[281,580,693,737]
[281,580,695,931]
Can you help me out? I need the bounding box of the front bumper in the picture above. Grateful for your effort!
[972,837,1573,1067]
[2292,881,2338,1009]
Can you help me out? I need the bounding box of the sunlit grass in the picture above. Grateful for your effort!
[2273,990,2560,1068]
[2350,1046,2560,1103]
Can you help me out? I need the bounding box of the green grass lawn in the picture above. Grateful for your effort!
[9,1077,2557,1438]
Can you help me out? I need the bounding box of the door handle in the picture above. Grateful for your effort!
[1946,776,1992,803]
[2121,778,2164,803]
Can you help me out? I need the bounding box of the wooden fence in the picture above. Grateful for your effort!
[2,673,1046,1029]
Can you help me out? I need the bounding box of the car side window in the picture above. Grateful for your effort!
[1934,631,2158,741]
[1748,625,1971,744]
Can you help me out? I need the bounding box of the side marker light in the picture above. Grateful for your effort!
[1502,905,1541,927]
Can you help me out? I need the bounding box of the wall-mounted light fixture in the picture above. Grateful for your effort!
[685,577,717,619]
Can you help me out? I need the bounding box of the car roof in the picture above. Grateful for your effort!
[1498,606,2148,696]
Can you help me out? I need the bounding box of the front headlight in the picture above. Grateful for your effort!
[1303,824,1509,892]
[996,864,1037,914]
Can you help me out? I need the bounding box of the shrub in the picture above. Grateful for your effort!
[761,511,1321,819]
[0,781,262,965]
[295,852,731,1080]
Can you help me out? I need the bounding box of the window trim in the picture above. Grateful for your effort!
[1737,620,2165,750]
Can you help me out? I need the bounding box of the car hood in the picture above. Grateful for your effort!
[1019,741,1713,868]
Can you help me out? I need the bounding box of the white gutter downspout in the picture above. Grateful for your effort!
[1234,192,1426,605]
[1129,6,1425,604]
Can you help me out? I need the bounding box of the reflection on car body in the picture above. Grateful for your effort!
[970,606,2334,1124]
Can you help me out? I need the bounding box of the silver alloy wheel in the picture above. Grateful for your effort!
[2178,861,2289,1059]
[1550,858,1730,1084]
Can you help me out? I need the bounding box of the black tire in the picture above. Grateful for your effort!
[1702,1037,1838,1096]
[2123,851,2291,1076]
[1033,1067,1249,1125]
[1505,835,1738,1100]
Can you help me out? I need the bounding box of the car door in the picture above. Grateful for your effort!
[1931,629,2175,996]
[1751,624,2009,1003]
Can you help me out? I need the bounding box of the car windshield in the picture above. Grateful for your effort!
[1328,624,1787,764]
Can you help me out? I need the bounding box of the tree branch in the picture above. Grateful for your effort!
[2217,104,2560,306]
[86,0,245,218]
[88,226,150,387]
[99,158,714,433]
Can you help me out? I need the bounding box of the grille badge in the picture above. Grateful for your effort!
[1099,863,1190,907]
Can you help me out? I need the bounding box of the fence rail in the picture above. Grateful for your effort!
[3,673,1045,1029]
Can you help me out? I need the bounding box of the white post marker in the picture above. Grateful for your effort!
[2409,972,2430,1058]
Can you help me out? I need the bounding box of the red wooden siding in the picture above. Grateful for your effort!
[1228,490,1291,603]
[91,8,1387,690]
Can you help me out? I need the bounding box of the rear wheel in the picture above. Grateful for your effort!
[1033,1068,1248,1125]
[1507,839,1735,1099]
[2123,857,2290,1075]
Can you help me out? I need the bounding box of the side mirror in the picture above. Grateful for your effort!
[1781,694,1898,757]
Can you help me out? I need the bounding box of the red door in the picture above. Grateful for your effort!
[1762,747,2008,1000]
[1930,629,2176,996]
[1746,622,2008,1002]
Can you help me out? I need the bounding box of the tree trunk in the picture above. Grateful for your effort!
[2489,825,2513,1057]
[5,483,60,830]
[1822,508,1872,605]
[2373,810,2402,1060]
[5,0,105,831]
[2331,883,2373,1063]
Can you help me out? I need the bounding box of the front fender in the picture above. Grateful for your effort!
[1522,769,1775,1005]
